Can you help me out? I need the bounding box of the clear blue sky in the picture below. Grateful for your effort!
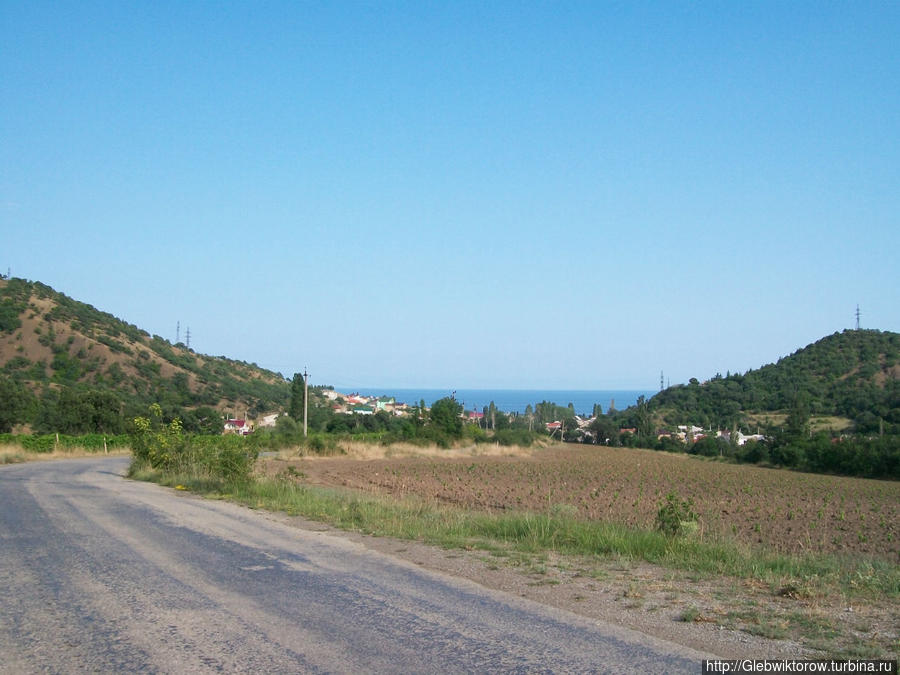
[3,1,898,390]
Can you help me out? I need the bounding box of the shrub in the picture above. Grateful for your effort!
[196,435,258,482]
[656,492,698,537]
[130,404,186,472]
[306,433,344,455]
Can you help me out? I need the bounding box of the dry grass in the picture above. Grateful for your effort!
[808,416,854,433]
[340,439,539,460]
[743,412,854,433]
[271,439,543,462]
[0,443,130,465]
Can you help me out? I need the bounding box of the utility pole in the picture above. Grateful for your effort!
[303,368,308,438]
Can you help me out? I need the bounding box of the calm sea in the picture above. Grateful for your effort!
[346,388,656,416]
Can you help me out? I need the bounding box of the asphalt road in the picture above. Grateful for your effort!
[0,457,713,673]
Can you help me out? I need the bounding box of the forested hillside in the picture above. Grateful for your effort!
[0,277,290,433]
[650,329,899,434]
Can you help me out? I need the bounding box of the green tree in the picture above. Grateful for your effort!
[275,413,299,437]
[409,400,425,434]
[82,389,124,433]
[429,397,463,438]
[33,387,124,434]
[52,387,90,433]
[589,415,618,445]
[182,406,222,434]
[785,395,811,438]
[0,299,22,334]
[494,408,511,430]
[690,435,723,457]
[634,395,654,443]
[0,375,35,432]
[289,372,306,421]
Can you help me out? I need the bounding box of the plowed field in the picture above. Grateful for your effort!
[266,445,899,560]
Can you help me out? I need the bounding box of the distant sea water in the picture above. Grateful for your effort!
[346,388,656,416]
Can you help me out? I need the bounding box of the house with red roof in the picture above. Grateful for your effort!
[224,418,252,435]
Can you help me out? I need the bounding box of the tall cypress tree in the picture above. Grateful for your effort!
[289,372,305,421]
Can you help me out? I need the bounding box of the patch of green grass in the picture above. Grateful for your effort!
[828,640,886,660]
[785,611,839,642]
[747,618,790,640]
[679,606,701,622]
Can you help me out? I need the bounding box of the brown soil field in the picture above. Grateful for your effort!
[262,444,899,561]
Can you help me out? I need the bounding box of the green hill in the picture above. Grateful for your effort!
[650,329,900,434]
[0,277,290,433]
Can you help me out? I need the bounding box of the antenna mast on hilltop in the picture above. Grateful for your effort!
[186,326,191,349]
[856,305,861,331]
[176,321,180,344]
[660,371,664,392]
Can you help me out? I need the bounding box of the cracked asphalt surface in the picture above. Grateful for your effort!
[0,457,713,673]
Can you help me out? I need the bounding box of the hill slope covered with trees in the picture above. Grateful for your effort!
[608,330,900,478]
[649,329,899,434]
[0,277,290,434]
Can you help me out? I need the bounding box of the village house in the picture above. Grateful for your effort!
[717,430,766,446]
[224,418,252,435]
